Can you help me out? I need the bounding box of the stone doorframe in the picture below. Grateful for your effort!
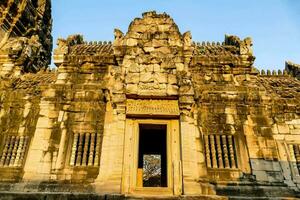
[122,119,182,196]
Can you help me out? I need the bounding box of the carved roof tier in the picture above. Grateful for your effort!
[193,42,239,56]
[11,71,56,94]
[54,11,255,69]
[258,75,300,100]
[69,43,113,56]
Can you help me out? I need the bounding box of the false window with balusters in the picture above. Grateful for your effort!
[69,132,101,167]
[0,135,29,168]
[204,134,238,169]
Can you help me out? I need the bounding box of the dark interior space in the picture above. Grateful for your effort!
[138,124,167,187]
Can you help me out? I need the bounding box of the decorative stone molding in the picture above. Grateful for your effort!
[126,99,180,117]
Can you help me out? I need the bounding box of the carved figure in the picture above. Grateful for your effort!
[183,31,192,46]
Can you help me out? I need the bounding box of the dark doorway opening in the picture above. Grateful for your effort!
[138,124,167,187]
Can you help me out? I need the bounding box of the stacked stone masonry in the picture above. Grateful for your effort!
[0,8,299,200]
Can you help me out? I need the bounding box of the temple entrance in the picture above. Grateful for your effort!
[137,124,167,187]
[122,119,182,195]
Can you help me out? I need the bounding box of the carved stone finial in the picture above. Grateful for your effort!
[225,35,253,55]
[183,31,192,46]
[240,37,253,55]
[66,34,84,46]
[114,29,124,40]
[142,11,157,18]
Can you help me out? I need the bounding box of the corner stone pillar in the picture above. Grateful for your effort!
[93,102,126,194]
[23,92,58,181]
[180,114,214,195]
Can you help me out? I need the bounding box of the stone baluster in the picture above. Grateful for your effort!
[288,144,298,174]
[289,144,296,161]
[9,136,19,166]
[293,145,300,171]
[228,135,236,168]
[52,151,58,171]
[70,133,79,166]
[82,133,90,166]
[94,133,101,166]
[17,136,28,167]
[210,135,218,168]
[294,145,300,161]
[88,133,96,166]
[288,144,296,162]
[216,135,224,168]
[14,136,24,167]
[222,135,230,168]
[55,128,68,170]
[76,133,84,166]
[5,136,15,166]
[0,137,10,166]
[204,135,211,168]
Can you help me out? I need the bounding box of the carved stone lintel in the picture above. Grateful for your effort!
[126,99,180,117]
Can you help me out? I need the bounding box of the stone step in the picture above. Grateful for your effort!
[216,185,299,198]
[228,197,299,200]
[126,195,226,200]
[0,193,226,200]
[0,193,298,200]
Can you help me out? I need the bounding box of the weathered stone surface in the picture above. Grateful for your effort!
[0,9,299,200]
[0,0,52,74]
[286,61,300,80]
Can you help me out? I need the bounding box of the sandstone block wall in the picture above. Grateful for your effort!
[0,0,52,75]
[0,9,299,199]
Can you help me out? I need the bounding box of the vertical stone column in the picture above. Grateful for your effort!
[18,136,28,167]
[216,135,224,168]
[70,132,79,166]
[0,137,10,166]
[210,135,218,168]
[222,135,230,168]
[204,135,211,168]
[94,132,101,166]
[23,98,58,181]
[55,111,69,170]
[88,133,96,166]
[75,133,84,166]
[293,145,300,173]
[14,136,24,167]
[9,136,19,166]
[94,101,126,193]
[275,139,297,187]
[228,135,236,169]
[5,136,14,166]
[82,133,90,166]
[180,114,209,195]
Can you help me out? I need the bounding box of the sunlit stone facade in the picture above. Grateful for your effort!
[0,3,299,199]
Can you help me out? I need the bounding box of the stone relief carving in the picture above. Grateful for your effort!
[126,99,180,116]
[183,31,192,46]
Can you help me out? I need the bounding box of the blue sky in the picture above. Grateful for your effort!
[52,0,300,70]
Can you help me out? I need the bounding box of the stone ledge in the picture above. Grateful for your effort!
[0,193,227,200]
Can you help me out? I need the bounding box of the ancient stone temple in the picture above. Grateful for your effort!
[0,4,299,200]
